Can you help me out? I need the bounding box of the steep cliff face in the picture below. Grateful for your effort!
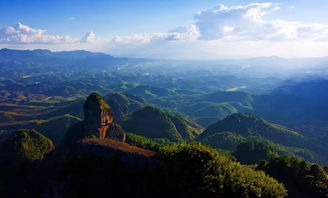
[106,123,126,142]
[62,92,126,146]
[84,92,114,139]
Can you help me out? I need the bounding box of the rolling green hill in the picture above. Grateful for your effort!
[197,113,326,164]
[0,129,54,163]
[199,131,246,151]
[42,99,85,119]
[0,129,54,197]
[198,91,254,106]
[181,101,252,127]
[126,85,177,100]
[0,114,81,145]
[122,106,202,142]
[199,113,306,147]
[122,106,182,141]
[105,92,147,123]
[168,114,202,141]
[32,114,81,145]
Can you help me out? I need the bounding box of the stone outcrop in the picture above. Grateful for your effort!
[83,92,126,141]
[84,92,114,139]
[106,123,126,142]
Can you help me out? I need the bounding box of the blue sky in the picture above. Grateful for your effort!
[1,0,328,59]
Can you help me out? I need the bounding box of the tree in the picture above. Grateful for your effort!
[233,140,278,164]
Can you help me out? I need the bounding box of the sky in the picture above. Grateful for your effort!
[1,0,328,59]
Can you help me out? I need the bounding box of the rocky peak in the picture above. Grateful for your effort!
[106,123,126,142]
[84,92,114,139]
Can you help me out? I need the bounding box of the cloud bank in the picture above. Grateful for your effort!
[1,2,328,59]
[80,32,99,43]
[194,3,328,41]
[0,23,75,44]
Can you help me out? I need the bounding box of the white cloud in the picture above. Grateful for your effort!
[194,3,272,40]
[112,24,200,45]
[194,2,328,41]
[273,6,280,11]
[80,31,99,43]
[166,25,200,40]
[2,2,328,59]
[0,23,75,44]
[112,33,164,45]
[0,23,104,46]
[113,2,327,45]
[103,1,328,59]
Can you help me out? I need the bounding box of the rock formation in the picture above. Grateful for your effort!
[62,92,126,147]
[84,92,114,139]
[106,123,126,142]
[83,92,126,141]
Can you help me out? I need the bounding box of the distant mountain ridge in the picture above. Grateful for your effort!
[2,48,328,67]
[0,48,114,61]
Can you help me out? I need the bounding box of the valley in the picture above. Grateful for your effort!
[1,49,328,197]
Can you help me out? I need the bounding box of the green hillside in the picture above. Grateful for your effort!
[122,106,183,141]
[199,131,246,151]
[232,140,278,164]
[0,129,54,197]
[198,91,254,106]
[33,114,81,145]
[105,92,147,123]
[197,113,326,163]
[0,129,54,163]
[168,114,202,141]
[39,99,85,119]
[122,106,202,142]
[181,102,252,126]
[0,114,81,145]
[158,143,287,197]
[200,113,306,147]
[126,85,177,100]
[257,156,328,198]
